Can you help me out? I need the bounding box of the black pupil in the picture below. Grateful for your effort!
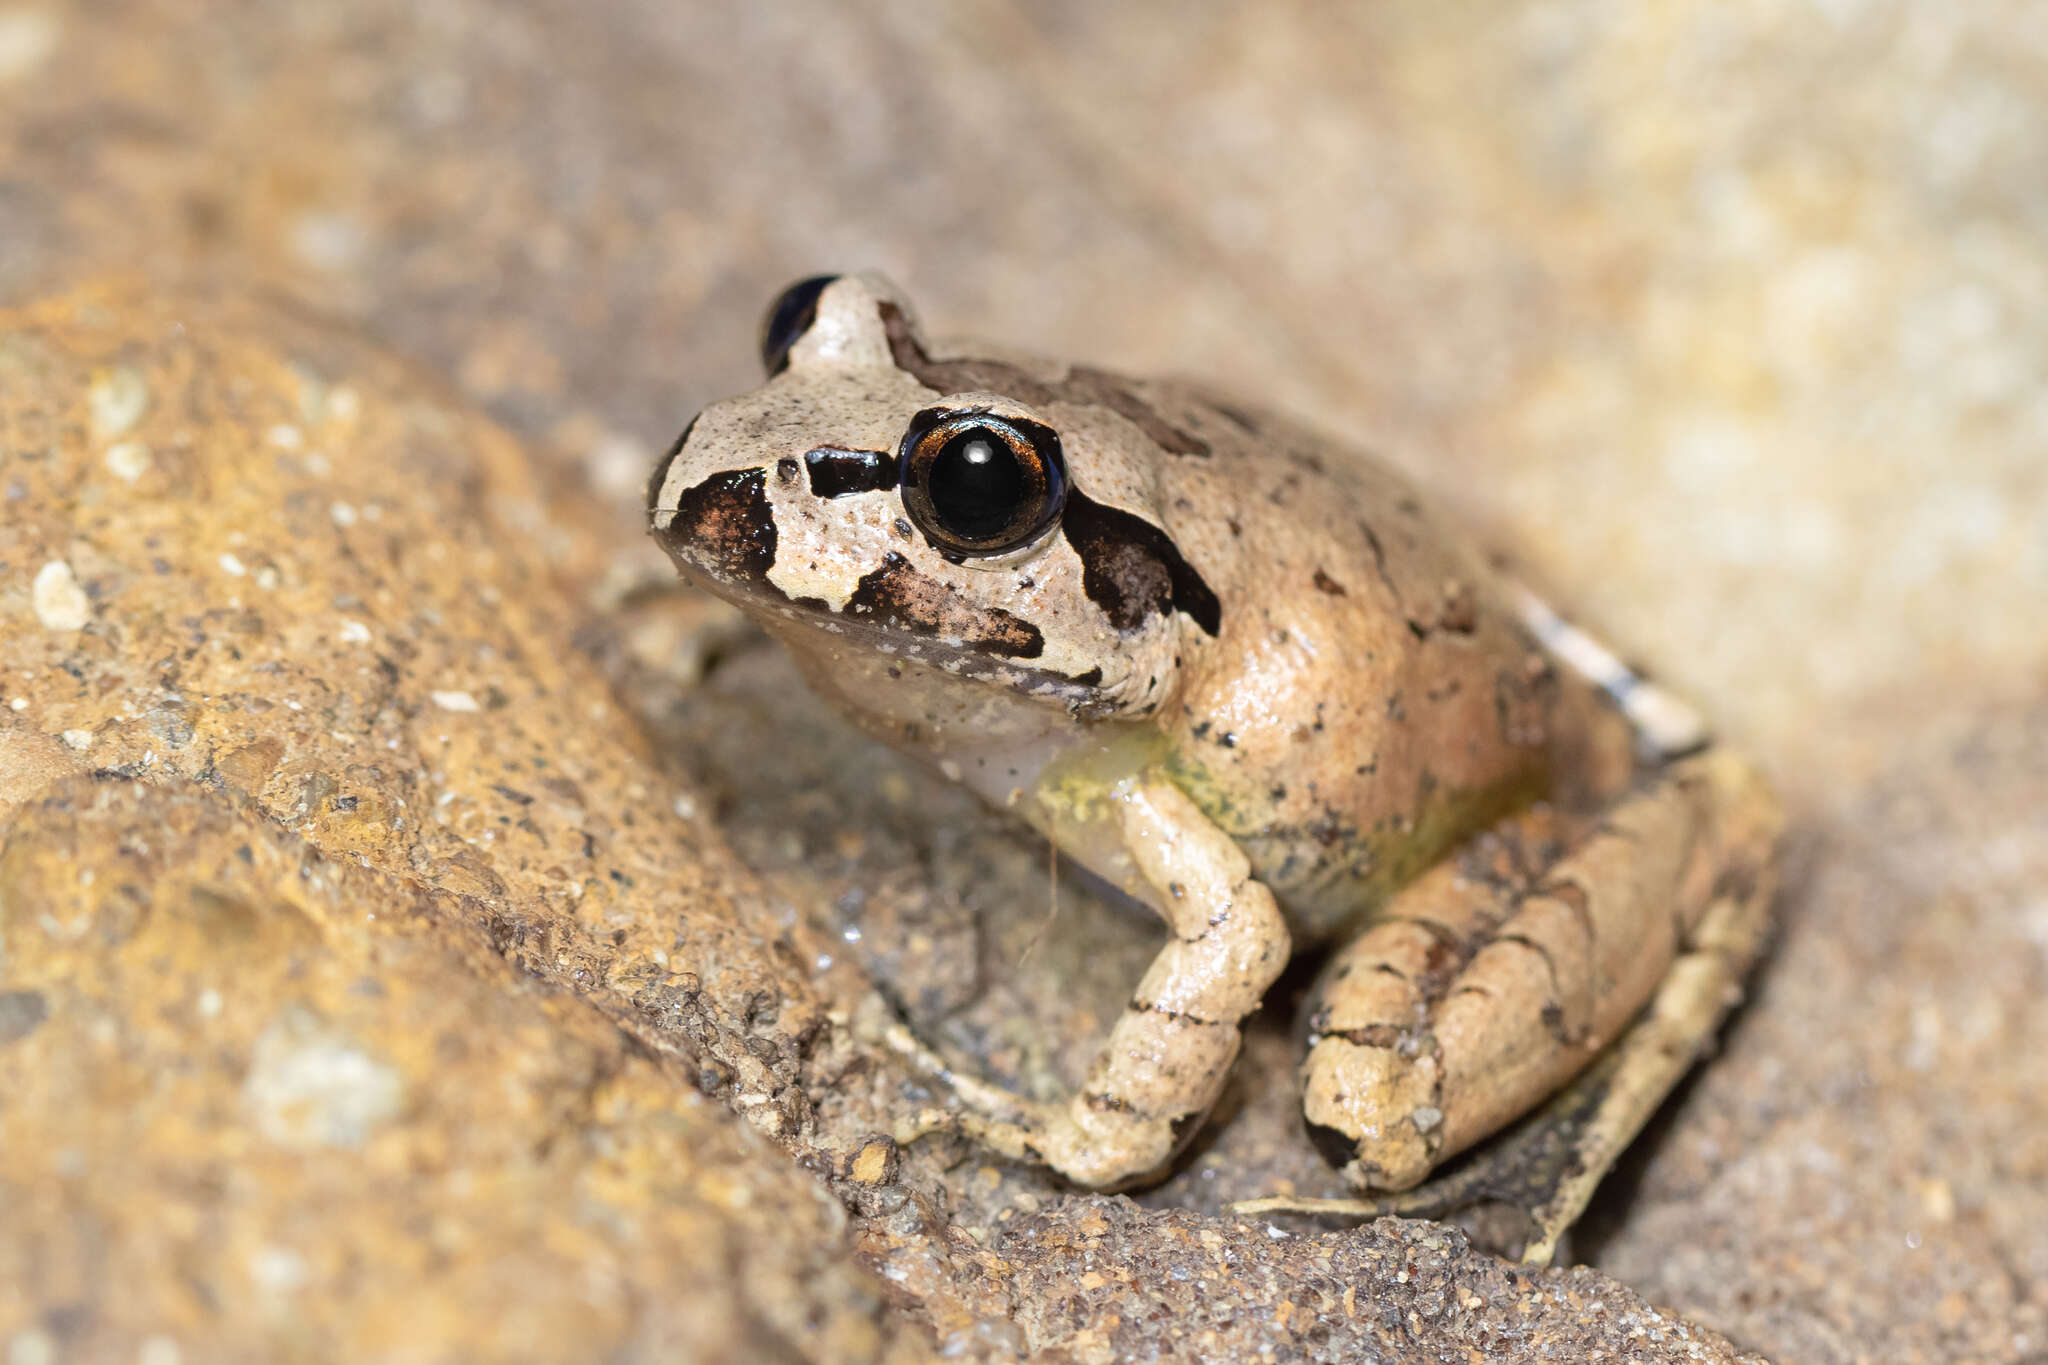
[927,428,1031,542]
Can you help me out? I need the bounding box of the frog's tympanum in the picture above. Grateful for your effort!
[649,274,1782,1261]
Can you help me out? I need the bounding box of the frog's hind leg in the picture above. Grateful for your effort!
[1506,580,1711,763]
[1281,748,1780,1262]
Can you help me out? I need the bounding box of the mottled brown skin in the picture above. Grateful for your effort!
[649,274,1781,1257]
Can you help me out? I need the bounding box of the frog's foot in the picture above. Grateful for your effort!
[881,776,1292,1191]
[1294,749,1781,1262]
[1506,579,1711,762]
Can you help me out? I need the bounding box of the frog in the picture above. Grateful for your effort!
[647,273,1783,1261]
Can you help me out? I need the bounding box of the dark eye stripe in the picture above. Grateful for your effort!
[804,447,898,498]
[1062,490,1221,637]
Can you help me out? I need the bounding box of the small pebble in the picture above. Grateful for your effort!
[31,560,90,630]
[6,1326,56,1365]
[0,9,59,84]
[431,689,481,713]
[104,440,151,481]
[87,364,148,440]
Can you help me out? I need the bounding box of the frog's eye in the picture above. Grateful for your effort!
[759,274,842,377]
[898,409,1067,559]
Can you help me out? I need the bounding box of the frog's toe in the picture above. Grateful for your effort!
[1298,1036,1442,1192]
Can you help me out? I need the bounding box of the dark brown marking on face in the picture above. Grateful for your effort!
[846,551,1045,660]
[655,467,777,584]
[1062,490,1221,637]
[879,303,1210,456]
[805,446,898,498]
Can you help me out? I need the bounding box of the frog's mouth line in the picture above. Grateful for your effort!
[651,466,1111,705]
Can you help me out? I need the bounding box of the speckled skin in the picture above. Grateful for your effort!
[649,276,1779,1241]
[651,275,1630,934]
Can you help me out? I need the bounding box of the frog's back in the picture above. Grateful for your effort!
[1130,383,1627,938]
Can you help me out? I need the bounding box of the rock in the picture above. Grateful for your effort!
[0,777,896,1363]
[4,3,2045,1360]
[0,284,922,1364]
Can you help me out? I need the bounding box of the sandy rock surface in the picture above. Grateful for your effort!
[2,3,2044,1362]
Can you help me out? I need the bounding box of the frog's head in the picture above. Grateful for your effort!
[649,273,1220,721]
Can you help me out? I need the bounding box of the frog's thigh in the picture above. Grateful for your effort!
[900,776,1290,1189]
[1301,750,1781,1200]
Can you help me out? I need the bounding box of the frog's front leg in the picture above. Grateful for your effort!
[893,773,1290,1189]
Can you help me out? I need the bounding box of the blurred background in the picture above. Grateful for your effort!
[5,2,2042,802]
[2,3,2044,1362]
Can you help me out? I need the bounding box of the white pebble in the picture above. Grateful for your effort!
[330,502,358,527]
[31,560,90,630]
[0,9,61,85]
[104,441,151,481]
[430,689,480,713]
[87,364,148,440]
[60,729,93,750]
[7,1326,56,1365]
[250,1245,309,1293]
[266,423,304,450]
[243,1007,402,1149]
[218,553,247,577]
[337,620,371,645]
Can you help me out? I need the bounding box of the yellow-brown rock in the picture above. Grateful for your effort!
[5,4,2046,1360]
[0,777,891,1363]
[0,283,917,1364]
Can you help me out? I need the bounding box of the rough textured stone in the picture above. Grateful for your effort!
[3,2,2045,1361]
[0,777,894,1364]
[0,285,923,1364]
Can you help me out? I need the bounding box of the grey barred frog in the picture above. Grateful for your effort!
[648,274,1781,1260]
